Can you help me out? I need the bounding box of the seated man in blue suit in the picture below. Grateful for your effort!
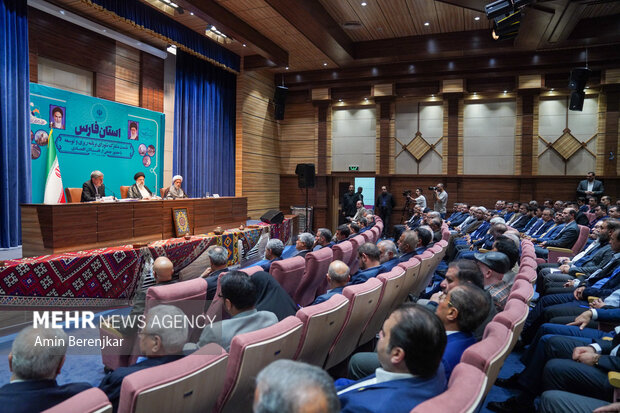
[534,208,580,259]
[99,305,188,411]
[377,240,400,273]
[312,260,350,305]
[0,326,92,413]
[336,304,447,413]
[349,243,384,285]
[260,238,284,271]
[396,230,419,262]
[313,228,334,251]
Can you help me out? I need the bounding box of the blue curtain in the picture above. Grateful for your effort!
[88,0,240,73]
[174,50,236,198]
[0,0,30,249]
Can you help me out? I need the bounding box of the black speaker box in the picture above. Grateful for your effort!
[569,90,585,111]
[568,67,591,91]
[274,86,288,120]
[295,163,315,188]
[260,209,284,225]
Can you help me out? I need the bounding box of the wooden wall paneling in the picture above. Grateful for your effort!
[316,102,329,175]
[115,43,140,106]
[597,92,607,177]
[378,98,393,175]
[520,93,535,175]
[515,95,523,175]
[97,203,134,244]
[279,102,317,175]
[140,52,165,112]
[532,96,540,175]
[604,89,620,176]
[444,94,460,175]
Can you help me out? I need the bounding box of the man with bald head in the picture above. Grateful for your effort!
[312,261,351,305]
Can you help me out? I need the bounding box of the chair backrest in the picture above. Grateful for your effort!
[411,251,435,297]
[515,269,537,285]
[324,278,383,370]
[215,317,304,413]
[270,256,306,298]
[294,247,333,306]
[507,279,534,304]
[396,258,422,305]
[411,362,487,413]
[205,272,229,323]
[239,265,263,276]
[294,294,350,366]
[42,388,111,413]
[361,231,372,243]
[519,256,538,270]
[332,241,353,264]
[573,224,590,254]
[348,235,365,274]
[117,344,228,413]
[120,185,130,199]
[358,266,406,346]
[370,226,381,243]
[492,298,529,352]
[160,188,166,198]
[460,321,512,398]
[65,187,83,203]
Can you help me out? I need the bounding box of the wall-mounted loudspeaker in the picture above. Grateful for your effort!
[274,86,288,120]
[569,91,585,111]
[568,67,591,91]
[295,163,315,188]
[260,209,284,224]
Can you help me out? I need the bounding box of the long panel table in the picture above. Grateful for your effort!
[21,197,247,257]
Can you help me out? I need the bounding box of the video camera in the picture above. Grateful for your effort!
[428,186,438,191]
[403,190,412,197]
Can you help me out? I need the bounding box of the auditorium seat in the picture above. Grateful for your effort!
[332,241,353,265]
[42,388,112,413]
[117,343,228,413]
[410,250,435,297]
[120,185,130,199]
[324,277,383,370]
[64,187,83,203]
[370,226,381,243]
[507,278,535,304]
[519,256,538,270]
[215,316,304,413]
[460,321,512,398]
[546,224,590,263]
[294,294,350,366]
[239,265,263,276]
[358,266,406,346]
[515,269,537,284]
[348,235,365,274]
[492,298,529,352]
[100,277,208,370]
[411,363,487,413]
[205,271,229,326]
[270,256,306,298]
[396,258,422,303]
[294,247,333,306]
[360,231,373,243]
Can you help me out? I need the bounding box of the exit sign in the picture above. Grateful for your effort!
[349,165,359,171]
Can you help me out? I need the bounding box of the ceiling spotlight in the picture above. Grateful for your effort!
[475,16,481,21]
[190,12,194,15]
[550,88,554,91]
[339,99,343,102]
[285,66,289,70]
[424,22,430,26]
[323,62,328,66]
[361,1,367,6]
[485,0,512,19]
[242,44,246,47]
[364,97,368,101]
[167,44,177,55]
[503,90,507,93]
[59,9,65,15]
[473,92,477,95]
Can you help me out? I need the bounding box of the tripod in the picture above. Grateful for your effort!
[400,196,414,224]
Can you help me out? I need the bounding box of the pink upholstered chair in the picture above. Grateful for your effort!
[294,294,350,366]
[117,344,228,413]
[515,268,537,284]
[546,224,590,263]
[519,256,538,270]
[493,298,529,352]
[358,266,406,346]
[361,231,373,243]
[294,247,333,306]
[215,316,304,413]
[324,278,383,370]
[332,241,353,265]
[370,226,381,243]
[100,277,208,371]
[411,363,487,413]
[396,258,422,303]
[348,235,365,274]
[507,278,535,304]
[42,388,111,413]
[270,256,306,298]
[239,265,263,276]
[411,250,435,297]
[460,321,512,398]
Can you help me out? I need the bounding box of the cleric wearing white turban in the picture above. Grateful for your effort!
[165,175,188,199]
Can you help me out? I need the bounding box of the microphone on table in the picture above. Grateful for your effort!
[104,187,118,201]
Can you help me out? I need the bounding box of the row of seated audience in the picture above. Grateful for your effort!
[5,193,620,413]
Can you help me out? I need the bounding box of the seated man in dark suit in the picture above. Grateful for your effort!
[312,260,350,305]
[336,304,446,413]
[349,243,384,285]
[335,224,350,244]
[99,305,188,411]
[260,238,284,272]
[294,233,314,258]
[81,170,106,202]
[377,240,400,273]
[200,245,230,300]
[414,226,433,255]
[0,326,92,413]
[396,230,419,262]
[313,228,334,250]
[534,208,580,259]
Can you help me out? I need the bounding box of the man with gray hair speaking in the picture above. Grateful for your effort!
[81,170,106,202]
[0,327,92,412]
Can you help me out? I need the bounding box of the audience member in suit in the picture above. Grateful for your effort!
[393,205,423,241]
[491,234,520,284]
[294,233,314,258]
[590,205,609,229]
[254,360,340,413]
[312,260,350,305]
[530,211,565,243]
[610,206,620,220]
[100,305,187,412]
[576,171,605,199]
[510,204,533,231]
[193,271,278,351]
[251,271,297,320]
[116,256,177,336]
[349,200,366,222]
[336,304,446,413]
[349,222,361,237]
[81,170,106,202]
[602,195,613,209]
[524,208,555,238]
[341,185,358,222]
[414,226,433,255]
[396,230,419,263]
[313,228,334,251]
[587,196,599,213]
[201,245,230,300]
[349,243,384,285]
[377,240,400,273]
[429,217,443,243]
[260,238,284,272]
[534,208,580,259]
[474,251,513,312]
[0,326,92,413]
[126,172,154,199]
[335,224,351,244]
[375,186,396,238]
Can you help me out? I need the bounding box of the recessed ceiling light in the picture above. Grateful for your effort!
[551,88,554,91]
[339,99,343,102]
[503,90,507,93]
[424,22,430,26]
[242,44,246,47]
[364,97,368,101]
[285,66,289,70]
[323,62,328,66]
[473,92,477,95]
[361,1,367,6]
[431,94,435,97]
[474,16,480,21]
[190,12,194,15]
[59,10,65,15]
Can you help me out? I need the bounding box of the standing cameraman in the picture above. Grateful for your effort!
[375,186,395,238]
[432,183,448,218]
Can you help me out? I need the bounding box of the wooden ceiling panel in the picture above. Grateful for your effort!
[406,0,443,35]
[461,7,488,31]
[376,0,419,38]
[580,3,620,19]
[318,0,375,42]
[344,0,396,39]
[433,1,465,32]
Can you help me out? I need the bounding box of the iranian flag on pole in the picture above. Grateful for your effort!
[43,128,66,204]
